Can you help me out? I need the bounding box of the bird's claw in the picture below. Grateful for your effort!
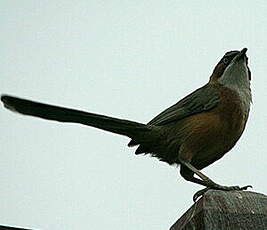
[240,185,253,190]
[193,188,209,202]
[193,184,253,202]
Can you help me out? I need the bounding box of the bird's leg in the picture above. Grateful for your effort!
[179,159,252,201]
[180,160,214,185]
[180,159,224,188]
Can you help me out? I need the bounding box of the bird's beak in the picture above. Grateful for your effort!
[235,48,248,61]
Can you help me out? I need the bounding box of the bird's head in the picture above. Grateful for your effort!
[209,48,251,86]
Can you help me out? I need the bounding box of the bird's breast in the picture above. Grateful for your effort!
[216,85,250,132]
[177,85,250,169]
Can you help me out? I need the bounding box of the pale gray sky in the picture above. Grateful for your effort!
[1,1,267,229]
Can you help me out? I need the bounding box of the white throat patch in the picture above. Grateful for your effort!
[219,59,252,116]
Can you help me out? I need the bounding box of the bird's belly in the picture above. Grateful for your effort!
[176,110,246,169]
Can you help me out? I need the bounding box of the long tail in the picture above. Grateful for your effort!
[1,95,151,138]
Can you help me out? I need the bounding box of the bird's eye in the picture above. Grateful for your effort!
[223,57,229,64]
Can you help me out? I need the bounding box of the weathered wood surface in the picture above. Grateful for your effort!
[170,190,267,230]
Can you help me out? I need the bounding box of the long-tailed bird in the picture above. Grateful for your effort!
[1,48,252,201]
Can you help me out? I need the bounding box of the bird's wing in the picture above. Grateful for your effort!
[148,84,220,126]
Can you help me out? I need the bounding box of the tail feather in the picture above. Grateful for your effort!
[1,95,151,138]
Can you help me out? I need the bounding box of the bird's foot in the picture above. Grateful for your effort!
[193,188,209,202]
[193,184,252,202]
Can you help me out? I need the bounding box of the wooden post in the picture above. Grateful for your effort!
[170,190,267,230]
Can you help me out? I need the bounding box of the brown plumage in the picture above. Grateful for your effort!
[1,48,252,200]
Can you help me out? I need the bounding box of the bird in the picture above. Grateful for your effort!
[1,48,252,201]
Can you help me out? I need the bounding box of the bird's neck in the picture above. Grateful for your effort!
[218,62,252,116]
